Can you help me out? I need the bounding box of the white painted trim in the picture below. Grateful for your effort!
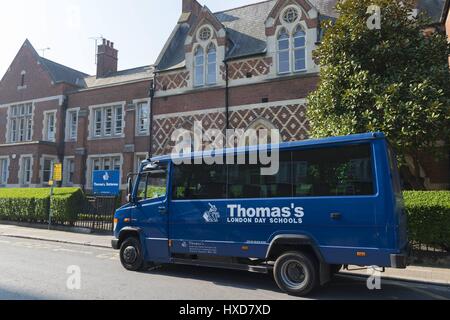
[87,101,126,140]
[154,98,307,120]
[134,152,149,172]
[39,154,59,185]
[134,99,151,136]
[42,109,57,142]
[63,156,76,186]
[18,154,33,186]
[0,95,65,109]
[85,153,124,190]
[65,107,80,142]
[5,102,35,144]
[0,156,10,186]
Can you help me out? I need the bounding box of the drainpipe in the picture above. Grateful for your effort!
[58,95,68,188]
[224,60,230,131]
[148,73,157,159]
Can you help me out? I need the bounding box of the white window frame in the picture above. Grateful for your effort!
[134,152,149,172]
[0,156,10,186]
[193,42,218,87]
[277,28,291,74]
[40,155,58,185]
[63,156,76,186]
[43,110,57,142]
[85,154,123,189]
[89,102,125,139]
[135,100,150,136]
[66,108,79,142]
[292,26,307,72]
[194,46,205,87]
[18,154,33,186]
[7,103,33,143]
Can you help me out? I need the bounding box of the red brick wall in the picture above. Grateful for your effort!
[153,75,318,115]
[0,42,65,105]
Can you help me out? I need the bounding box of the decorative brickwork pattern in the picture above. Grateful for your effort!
[155,71,190,91]
[220,57,273,80]
[152,102,309,155]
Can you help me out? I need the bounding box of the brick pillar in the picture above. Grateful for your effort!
[123,102,137,184]
[74,109,89,188]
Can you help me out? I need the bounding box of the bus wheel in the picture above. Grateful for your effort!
[274,251,318,296]
[120,237,145,271]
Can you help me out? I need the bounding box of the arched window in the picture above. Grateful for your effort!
[293,26,306,71]
[277,28,290,74]
[194,46,205,87]
[206,44,217,85]
[277,25,307,74]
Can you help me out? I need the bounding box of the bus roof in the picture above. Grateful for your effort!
[150,132,386,162]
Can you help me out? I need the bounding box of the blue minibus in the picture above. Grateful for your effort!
[112,132,408,296]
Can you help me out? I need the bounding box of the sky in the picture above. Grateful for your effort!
[0,0,258,77]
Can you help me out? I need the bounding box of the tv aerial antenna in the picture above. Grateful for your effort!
[89,35,104,65]
[38,47,51,58]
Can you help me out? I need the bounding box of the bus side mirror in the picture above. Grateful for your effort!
[127,177,134,203]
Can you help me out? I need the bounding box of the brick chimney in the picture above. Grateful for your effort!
[97,39,118,78]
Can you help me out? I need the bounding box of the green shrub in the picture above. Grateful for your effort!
[404,191,450,251]
[0,188,86,224]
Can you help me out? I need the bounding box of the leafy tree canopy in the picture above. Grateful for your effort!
[308,0,450,183]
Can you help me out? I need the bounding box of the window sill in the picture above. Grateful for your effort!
[88,135,125,141]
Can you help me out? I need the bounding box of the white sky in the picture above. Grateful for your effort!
[0,0,257,77]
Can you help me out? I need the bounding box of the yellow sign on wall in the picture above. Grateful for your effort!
[53,163,63,182]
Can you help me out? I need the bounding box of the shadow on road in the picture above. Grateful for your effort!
[143,265,450,300]
[0,286,55,300]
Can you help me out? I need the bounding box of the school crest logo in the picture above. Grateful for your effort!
[203,203,220,223]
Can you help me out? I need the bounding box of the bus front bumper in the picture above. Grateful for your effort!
[111,238,120,250]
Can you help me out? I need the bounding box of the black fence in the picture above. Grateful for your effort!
[72,196,118,233]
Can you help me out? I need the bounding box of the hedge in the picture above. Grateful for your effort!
[0,188,86,224]
[404,191,450,252]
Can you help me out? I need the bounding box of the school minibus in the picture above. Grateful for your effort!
[112,132,408,296]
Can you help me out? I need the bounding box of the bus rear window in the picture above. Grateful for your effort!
[292,144,375,197]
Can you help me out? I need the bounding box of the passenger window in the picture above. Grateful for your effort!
[293,144,374,197]
[137,172,167,201]
[228,151,292,199]
[172,164,227,200]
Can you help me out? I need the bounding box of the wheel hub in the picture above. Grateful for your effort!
[281,260,307,290]
[123,246,137,264]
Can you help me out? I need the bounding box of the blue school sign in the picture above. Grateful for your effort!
[93,171,121,196]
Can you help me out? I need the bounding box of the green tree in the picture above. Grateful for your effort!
[308,0,450,189]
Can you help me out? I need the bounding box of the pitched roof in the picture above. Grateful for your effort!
[216,0,277,59]
[156,0,448,72]
[38,57,88,87]
[80,65,154,90]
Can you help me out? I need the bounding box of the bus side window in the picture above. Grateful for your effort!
[292,144,375,197]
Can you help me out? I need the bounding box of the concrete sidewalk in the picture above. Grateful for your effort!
[0,223,449,286]
[0,224,111,248]
[342,265,450,286]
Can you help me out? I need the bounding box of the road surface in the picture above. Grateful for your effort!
[0,236,449,300]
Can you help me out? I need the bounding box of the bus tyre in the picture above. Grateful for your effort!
[120,237,145,271]
[274,252,318,296]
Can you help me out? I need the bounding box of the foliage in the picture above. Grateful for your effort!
[0,188,86,224]
[308,0,450,188]
[404,191,450,251]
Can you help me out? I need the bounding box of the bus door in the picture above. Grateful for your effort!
[132,163,170,262]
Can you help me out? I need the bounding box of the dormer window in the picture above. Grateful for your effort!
[193,42,217,87]
[206,44,217,85]
[277,25,307,74]
[194,46,205,86]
